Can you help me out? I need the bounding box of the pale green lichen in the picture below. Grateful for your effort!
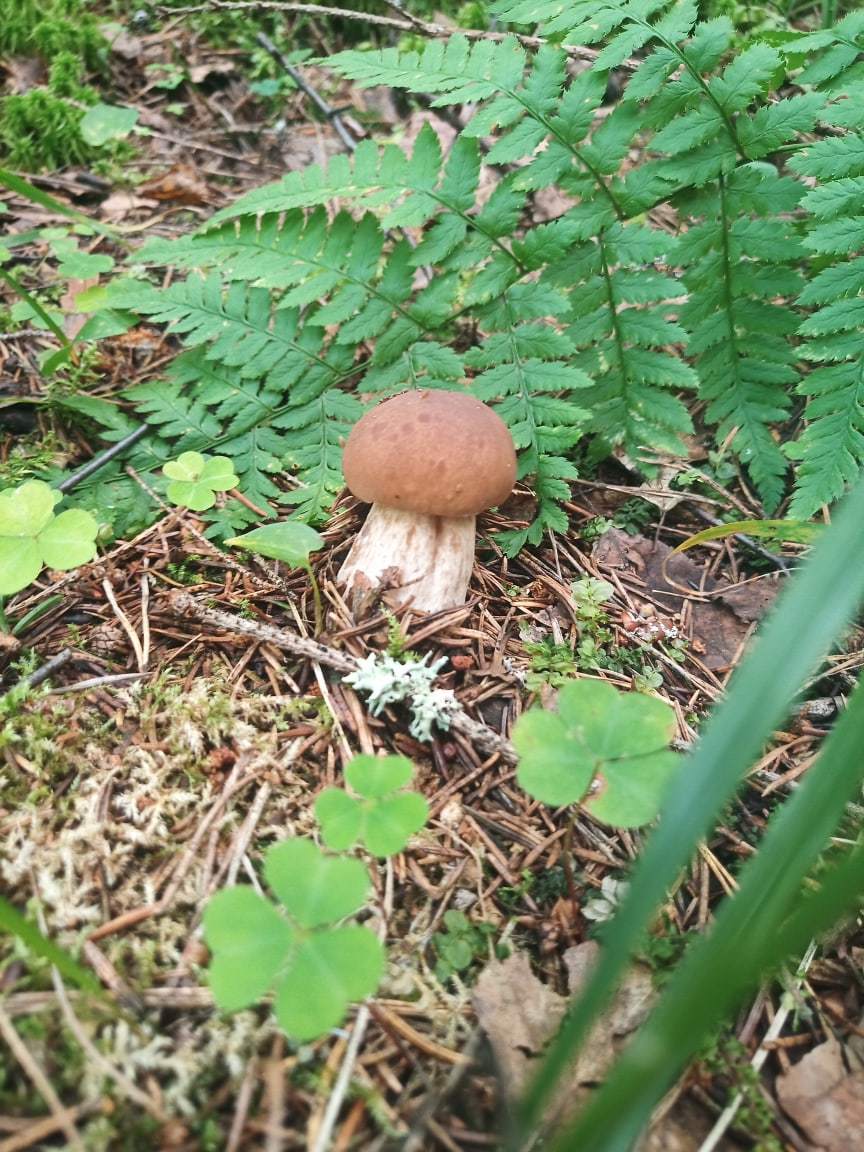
[345,652,457,741]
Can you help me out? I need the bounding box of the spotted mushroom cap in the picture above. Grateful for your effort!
[342,390,517,518]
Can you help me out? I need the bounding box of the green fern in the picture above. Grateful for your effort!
[109,2,864,544]
[677,167,803,511]
[785,11,864,516]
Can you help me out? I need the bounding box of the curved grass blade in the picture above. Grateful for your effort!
[550,669,864,1151]
[0,896,101,994]
[513,476,864,1146]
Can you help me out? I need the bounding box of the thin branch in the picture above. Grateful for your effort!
[255,30,359,151]
[170,591,518,764]
[155,1,618,66]
[0,1003,84,1152]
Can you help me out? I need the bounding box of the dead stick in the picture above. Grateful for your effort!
[169,591,517,763]
[154,1,626,67]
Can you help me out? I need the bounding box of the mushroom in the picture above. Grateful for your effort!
[338,390,516,614]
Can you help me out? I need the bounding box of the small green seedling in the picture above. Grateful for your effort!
[203,838,384,1041]
[0,480,98,600]
[315,754,429,858]
[432,909,495,985]
[513,678,680,828]
[227,521,325,631]
[163,451,239,512]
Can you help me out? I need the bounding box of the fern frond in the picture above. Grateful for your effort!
[788,131,864,515]
[322,37,619,207]
[543,222,695,461]
[678,164,802,510]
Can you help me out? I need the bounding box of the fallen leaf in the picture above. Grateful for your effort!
[189,60,237,84]
[139,166,212,206]
[473,943,656,1123]
[592,529,778,671]
[100,23,144,61]
[473,952,566,1101]
[775,1037,864,1152]
[3,56,46,94]
[99,191,156,222]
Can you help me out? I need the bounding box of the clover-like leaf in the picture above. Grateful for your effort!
[226,521,324,569]
[0,481,98,596]
[163,451,239,511]
[264,838,370,928]
[583,750,680,829]
[514,679,679,828]
[346,754,414,798]
[315,755,429,858]
[203,886,294,1012]
[203,838,384,1042]
[273,925,384,1041]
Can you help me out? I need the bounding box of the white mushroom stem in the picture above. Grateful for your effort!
[338,504,476,614]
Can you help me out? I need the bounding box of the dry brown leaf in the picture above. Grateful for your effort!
[592,528,778,671]
[775,1037,864,1151]
[2,56,46,94]
[101,23,144,61]
[139,166,212,206]
[188,60,237,84]
[473,943,656,1124]
[99,191,156,222]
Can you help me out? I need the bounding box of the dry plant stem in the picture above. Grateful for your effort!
[170,591,517,762]
[338,506,476,613]
[0,1003,84,1152]
[153,0,626,66]
[695,941,819,1152]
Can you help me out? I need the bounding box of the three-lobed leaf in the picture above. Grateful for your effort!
[203,839,384,1041]
[315,755,429,858]
[514,679,679,828]
[163,451,239,511]
[0,481,98,596]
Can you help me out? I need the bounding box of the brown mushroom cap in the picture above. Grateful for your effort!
[343,390,517,518]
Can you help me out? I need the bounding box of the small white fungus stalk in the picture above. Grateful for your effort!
[337,504,476,614]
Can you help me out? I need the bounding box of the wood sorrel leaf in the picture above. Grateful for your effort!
[316,755,429,858]
[203,886,294,1012]
[515,679,678,827]
[264,839,370,928]
[273,925,384,1041]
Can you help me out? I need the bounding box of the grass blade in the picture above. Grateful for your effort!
[551,670,864,1150]
[514,476,864,1144]
[0,896,101,994]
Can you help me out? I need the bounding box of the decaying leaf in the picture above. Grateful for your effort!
[593,529,778,671]
[775,1037,864,1152]
[473,942,656,1122]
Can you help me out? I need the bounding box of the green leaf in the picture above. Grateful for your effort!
[0,897,101,995]
[316,755,429,858]
[0,480,59,536]
[364,792,429,857]
[80,103,139,146]
[515,679,677,823]
[38,509,100,570]
[273,925,384,1041]
[163,451,239,511]
[227,521,324,568]
[583,750,680,829]
[345,754,414,798]
[314,789,364,851]
[203,886,294,1012]
[264,839,371,928]
[0,481,98,595]
[0,540,42,598]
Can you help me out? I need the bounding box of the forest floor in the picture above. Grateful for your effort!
[1,9,862,1152]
